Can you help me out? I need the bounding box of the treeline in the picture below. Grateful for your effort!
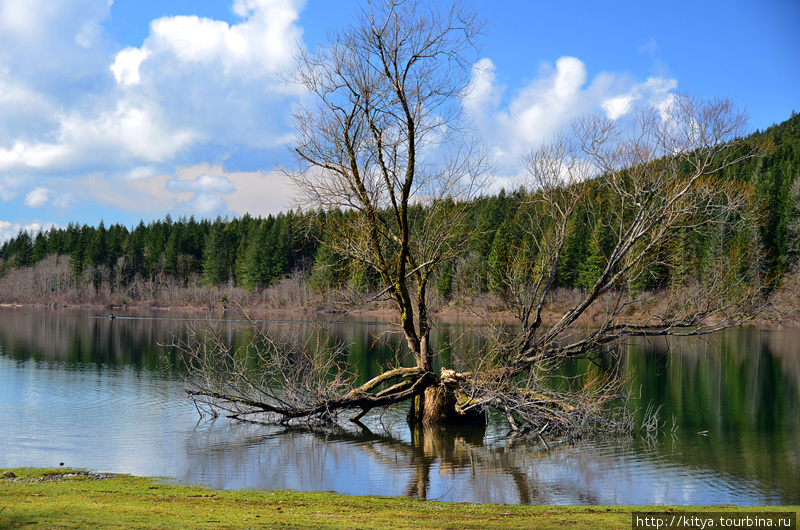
[0,212,316,292]
[734,113,800,274]
[1,112,799,305]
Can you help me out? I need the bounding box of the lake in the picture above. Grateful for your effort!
[0,306,798,505]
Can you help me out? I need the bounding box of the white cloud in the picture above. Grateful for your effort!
[0,221,10,242]
[0,0,307,233]
[0,101,198,172]
[111,48,150,85]
[24,187,52,208]
[466,56,677,173]
[178,193,230,217]
[0,0,304,183]
[56,164,293,220]
[0,220,58,243]
[160,165,293,218]
[51,193,75,209]
[464,58,503,125]
[602,77,677,120]
[167,174,236,194]
[124,166,159,181]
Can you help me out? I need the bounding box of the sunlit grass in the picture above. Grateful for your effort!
[1,468,796,530]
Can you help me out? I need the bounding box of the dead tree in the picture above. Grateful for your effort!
[182,0,765,437]
[287,0,488,423]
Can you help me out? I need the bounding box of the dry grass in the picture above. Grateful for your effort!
[0,257,796,327]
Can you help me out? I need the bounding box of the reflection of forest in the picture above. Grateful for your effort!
[0,307,491,380]
[2,308,798,504]
[0,307,183,367]
[621,330,800,505]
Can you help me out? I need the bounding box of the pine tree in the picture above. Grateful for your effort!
[32,232,48,263]
[85,221,108,268]
[203,217,233,286]
[13,231,33,268]
[126,221,147,278]
[577,220,613,290]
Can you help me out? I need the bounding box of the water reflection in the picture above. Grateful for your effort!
[0,307,798,505]
[176,414,788,504]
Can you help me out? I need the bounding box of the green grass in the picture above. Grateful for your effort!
[0,468,796,529]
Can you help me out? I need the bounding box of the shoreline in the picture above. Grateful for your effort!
[1,468,796,529]
[1,298,797,328]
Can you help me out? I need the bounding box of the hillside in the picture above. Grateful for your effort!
[1,113,798,320]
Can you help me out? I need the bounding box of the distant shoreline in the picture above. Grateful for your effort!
[1,286,797,328]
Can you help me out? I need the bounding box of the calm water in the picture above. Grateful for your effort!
[0,307,798,505]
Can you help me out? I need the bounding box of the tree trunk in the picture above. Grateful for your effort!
[407,379,486,425]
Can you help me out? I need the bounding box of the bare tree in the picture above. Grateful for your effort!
[287,0,487,423]
[448,96,766,434]
[182,1,765,437]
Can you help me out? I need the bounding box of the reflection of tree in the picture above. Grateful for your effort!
[180,415,565,503]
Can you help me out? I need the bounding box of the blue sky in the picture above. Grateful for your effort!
[1,0,798,241]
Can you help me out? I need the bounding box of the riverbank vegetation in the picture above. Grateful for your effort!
[1,468,796,529]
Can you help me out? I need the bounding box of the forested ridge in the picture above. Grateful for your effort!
[1,112,798,309]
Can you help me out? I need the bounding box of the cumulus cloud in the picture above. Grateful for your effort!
[463,58,503,127]
[105,0,306,154]
[161,165,293,218]
[111,48,150,86]
[465,56,677,173]
[24,187,52,208]
[0,102,199,172]
[0,0,304,181]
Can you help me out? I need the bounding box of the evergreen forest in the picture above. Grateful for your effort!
[2,112,799,309]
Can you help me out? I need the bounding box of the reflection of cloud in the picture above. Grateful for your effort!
[465,56,677,174]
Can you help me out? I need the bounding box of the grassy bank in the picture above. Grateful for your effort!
[1,469,796,529]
